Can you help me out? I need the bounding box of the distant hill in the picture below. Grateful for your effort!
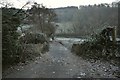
[52,6,78,23]
[52,3,119,37]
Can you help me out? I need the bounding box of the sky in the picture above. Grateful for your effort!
[0,0,118,8]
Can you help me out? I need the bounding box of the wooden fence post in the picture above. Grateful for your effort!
[112,26,117,46]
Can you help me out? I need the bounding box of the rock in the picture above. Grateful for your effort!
[77,76,81,78]
[71,43,81,54]
[41,42,49,53]
[79,72,86,76]
[52,71,55,74]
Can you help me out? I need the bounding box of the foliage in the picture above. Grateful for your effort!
[72,4,118,36]
[26,3,57,37]
[2,7,23,66]
[19,32,48,44]
[2,3,54,67]
[72,28,120,60]
[54,2,119,37]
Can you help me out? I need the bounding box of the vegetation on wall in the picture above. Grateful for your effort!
[2,7,23,66]
[2,2,57,68]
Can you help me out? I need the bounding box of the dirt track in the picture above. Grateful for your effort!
[3,41,119,78]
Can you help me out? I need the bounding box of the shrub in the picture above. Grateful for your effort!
[2,7,22,66]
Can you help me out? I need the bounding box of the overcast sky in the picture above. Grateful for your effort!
[0,0,118,8]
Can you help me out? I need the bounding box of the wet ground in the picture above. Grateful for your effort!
[3,38,120,78]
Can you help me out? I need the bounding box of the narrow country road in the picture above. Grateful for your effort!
[3,40,119,78]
